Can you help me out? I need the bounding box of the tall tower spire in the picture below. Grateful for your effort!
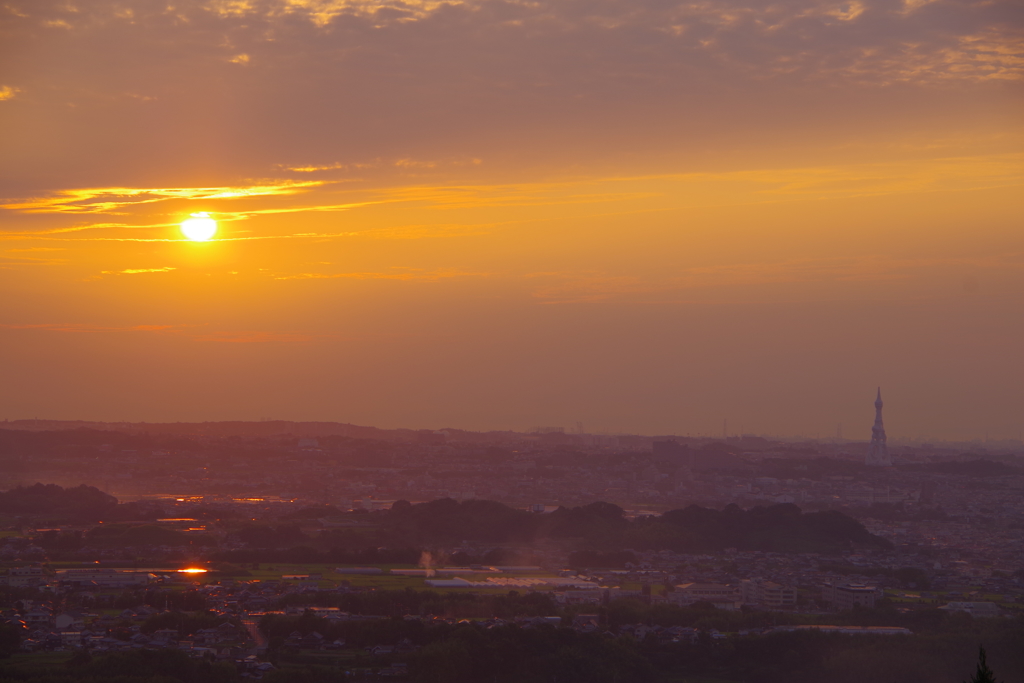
[866,387,891,466]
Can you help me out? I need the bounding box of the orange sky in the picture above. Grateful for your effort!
[1,0,1022,439]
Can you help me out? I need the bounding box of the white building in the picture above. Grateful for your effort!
[939,602,1001,618]
[740,579,797,608]
[821,582,882,610]
[56,569,155,587]
[670,583,742,610]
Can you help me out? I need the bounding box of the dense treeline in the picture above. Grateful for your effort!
[0,484,115,517]
[380,499,888,553]
[2,485,887,556]
[0,484,165,524]
[567,550,638,569]
[255,610,1024,683]
[0,624,18,659]
[638,503,888,552]
[260,595,1014,638]
[261,617,654,683]
[273,587,559,620]
[211,546,423,565]
[406,625,653,683]
[0,649,239,683]
[209,499,888,559]
[224,499,889,555]
[139,611,238,636]
[694,627,1022,683]
[1,605,1021,682]
[601,598,987,634]
[0,625,1018,683]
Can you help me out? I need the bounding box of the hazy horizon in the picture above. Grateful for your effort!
[1,414,1020,447]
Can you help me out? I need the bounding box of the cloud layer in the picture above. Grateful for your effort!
[1,0,1020,190]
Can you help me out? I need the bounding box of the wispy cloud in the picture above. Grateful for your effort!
[217,200,378,219]
[273,267,488,281]
[1,182,324,215]
[280,157,483,173]
[101,266,176,274]
[0,0,1018,221]
[4,153,1021,246]
[380,184,661,211]
[284,161,351,173]
[264,0,463,26]
[0,86,20,101]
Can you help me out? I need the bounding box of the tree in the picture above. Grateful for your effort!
[964,646,1002,683]
[893,567,930,590]
[412,638,473,683]
[0,622,20,658]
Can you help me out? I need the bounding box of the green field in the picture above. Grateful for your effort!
[180,563,560,595]
[2,559,563,596]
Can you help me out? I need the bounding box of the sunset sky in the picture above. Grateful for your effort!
[1,0,1022,439]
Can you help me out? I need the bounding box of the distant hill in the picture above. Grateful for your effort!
[1,419,422,440]
[0,421,536,447]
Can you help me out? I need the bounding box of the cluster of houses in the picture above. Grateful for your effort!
[3,602,252,652]
[0,556,1008,679]
[0,597,276,679]
[554,578,802,611]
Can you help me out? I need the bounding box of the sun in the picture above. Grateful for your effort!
[181,213,217,241]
